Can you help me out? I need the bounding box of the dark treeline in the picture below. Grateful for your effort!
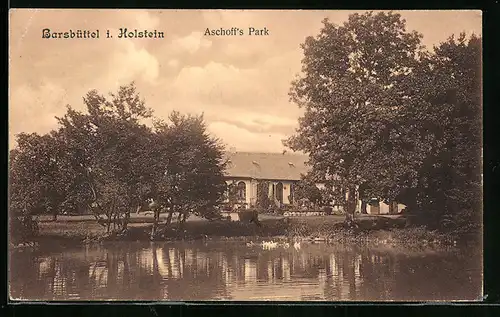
[9,83,228,243]
[286,12,481,233]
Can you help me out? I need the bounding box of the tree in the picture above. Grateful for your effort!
[255,181,272,210]
[226,180,241,208]
[285,12,424,225]
[151,111,227,236]
[293,176,323,208]
[395,33,482,231]
[55,83,155,234]
[287,12,481,232]
[9,137,42,243]
[9,132,78,221]
[9,83,229,240]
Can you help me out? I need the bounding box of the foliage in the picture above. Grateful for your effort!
[255,181,272,210]
[9,132,75,220]
[285,11,481,231]
[52,84,155,234]
[285,12,425,223]
[9,132,68,241]
[152,111,228,228]
[9,213,39,245]
[226,180,242,207]
[396,33,482,230]
[238,209,259,223]
[293,176,323,207]
[9,83,228,240]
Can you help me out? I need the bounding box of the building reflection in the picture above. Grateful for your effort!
[244,259,257,283]
[9,241,482,301]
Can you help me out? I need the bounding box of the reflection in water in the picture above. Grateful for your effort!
[9,241,481,301]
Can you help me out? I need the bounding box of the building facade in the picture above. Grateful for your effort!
[223,152,307,208]
[223,151,404,214]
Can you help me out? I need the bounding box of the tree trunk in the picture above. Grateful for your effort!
[52,211,58,222]
[155,209,160,227]
[122,209,130,232]
[345,187,356,225]
[361,200,368,214]
[178,211,188,231]
[165,207,173,225]
[90,203,106,227]
[151,207,160,240]
[389,201,395,215]
[107,200,114,234]
[358,183,368,215]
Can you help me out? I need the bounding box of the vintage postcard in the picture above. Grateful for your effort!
[8,9,482,301]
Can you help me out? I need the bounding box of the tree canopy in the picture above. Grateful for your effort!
[9,83,228,240]
[286,11,481,231]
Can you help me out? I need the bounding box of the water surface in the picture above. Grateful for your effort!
[9,240,482,301]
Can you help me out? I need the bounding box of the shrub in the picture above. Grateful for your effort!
[238,209,259,223]
[10,215,39,245]
[323,206,333,215]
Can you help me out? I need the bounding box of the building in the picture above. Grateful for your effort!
[223,151,309,208]
[223,151,404,214]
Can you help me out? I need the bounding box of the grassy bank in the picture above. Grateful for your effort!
[29,213,476,247]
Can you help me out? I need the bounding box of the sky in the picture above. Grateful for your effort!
[9,9,482,152]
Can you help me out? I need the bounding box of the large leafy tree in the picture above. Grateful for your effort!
[9,131,77,221]
[285,12,424,223]
[286,11,481,231]
[9,134,44,242]
[55,83,155,234]
[9,131,77,242]
[395,33,482,230]
[151,112,227,235]
[9,83,229,240]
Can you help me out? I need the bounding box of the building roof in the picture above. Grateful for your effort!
[224,151,310,181]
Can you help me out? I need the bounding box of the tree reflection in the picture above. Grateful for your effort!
[153,245,231,300]
[9,242,481,301]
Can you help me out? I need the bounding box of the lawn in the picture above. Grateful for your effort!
[37,212,401,226]
[37,211,295,223]
[37,212,208,223]
[36,213,289,241]
[35,211,405,241]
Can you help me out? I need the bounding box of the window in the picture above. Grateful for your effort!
[275,182,284,204]
[237,181,246,201]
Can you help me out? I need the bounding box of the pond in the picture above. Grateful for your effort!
[9,240,482,301]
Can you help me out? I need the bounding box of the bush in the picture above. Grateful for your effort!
[440,208,481,235]
[323,206,333,215]
[200,208,223,221]
[10,215,39,245]
[238,209,259,223]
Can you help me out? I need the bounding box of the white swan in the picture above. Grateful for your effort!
[262,240,278,250]
[313,237,326,243]
[293,241,301,250]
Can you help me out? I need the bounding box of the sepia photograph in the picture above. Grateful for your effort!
[8,9,482,301]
